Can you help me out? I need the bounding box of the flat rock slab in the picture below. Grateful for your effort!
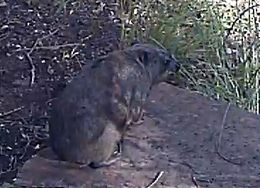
[15,83,260,188]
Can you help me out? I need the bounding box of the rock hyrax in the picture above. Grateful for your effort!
[48,43,181,168]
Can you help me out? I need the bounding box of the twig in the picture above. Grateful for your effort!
[25,51,36,86]
[215,103,242,165]
[191,175,200,188]
[0,153,18,177]
[26,29,59,54]
[16,43,82,52]
[19,134,31,160]
[23,29,59,86]
[0,167,17,177]
[169,159,203,187]
[225,4,260,39]
[149,36,167,51]
[217,103,230,150]
[25,39,39,86]
[40,29,59,41]
[75,56,83,70]
[0,106,24,118]
[145,171,164,188]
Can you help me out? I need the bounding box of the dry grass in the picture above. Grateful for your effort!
[116,0,260,114]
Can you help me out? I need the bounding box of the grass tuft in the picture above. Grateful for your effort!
[116,0,260,114]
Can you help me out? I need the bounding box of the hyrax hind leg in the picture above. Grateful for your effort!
[88,122,122,169]
[89,141,121,169]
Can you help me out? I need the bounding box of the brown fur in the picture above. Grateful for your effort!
[48,43,180,168]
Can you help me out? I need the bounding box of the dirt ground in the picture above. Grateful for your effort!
[0,0,120,184]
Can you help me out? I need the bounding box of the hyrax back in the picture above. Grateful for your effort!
[48,43,180,168]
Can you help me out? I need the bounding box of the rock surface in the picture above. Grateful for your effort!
[15,83,260,188]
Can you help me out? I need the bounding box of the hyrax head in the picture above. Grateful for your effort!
[127,43,181,85]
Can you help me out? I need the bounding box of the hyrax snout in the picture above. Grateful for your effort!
[48,43,180,168]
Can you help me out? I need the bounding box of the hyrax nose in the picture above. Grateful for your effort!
[175,61,181,71]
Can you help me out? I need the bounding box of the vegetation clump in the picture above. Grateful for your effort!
[116,0,260,114]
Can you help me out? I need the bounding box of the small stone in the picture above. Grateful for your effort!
[0,0,7,7]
